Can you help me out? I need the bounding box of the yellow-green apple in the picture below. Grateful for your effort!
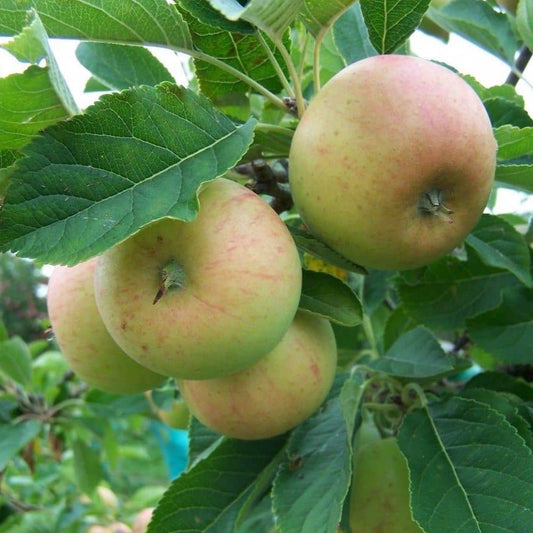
[47,259,166,394]
[178,310,337,440]
[132,507,154,533]
[349,437,422,533]
[289,54,496,271]
[94,178,302,380]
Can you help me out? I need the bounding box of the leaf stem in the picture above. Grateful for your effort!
[256,31,294,97]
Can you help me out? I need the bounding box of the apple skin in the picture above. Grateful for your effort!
[94,178,302,380]
[47,259,166,394]
[289,54,496,271]
[132,507,154,533]
[349,437,422,533]
[177,311,337,440]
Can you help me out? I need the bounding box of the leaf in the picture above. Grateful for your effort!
[494,125,533,161]
[383,305,420,352]
[397,254,520,330]
[0,67,69,151]
[0,419,41,471]
[75,42,175,91]
[0,84,257,265]
[0,336,32,385]
[187,416,224,469]
[464,371,533,402]
[496,163,533,194]
[484,96,533,128]
[333,3,377,65]
[0,0,193,50]
[72,438,104,493]
[299,270,362,327]
[465,214,532,287]
[360,0,431,54]
[177,0,254,34]
[272,374,363,533]
[299,0,356,37]
[467,287,533,364]
[207,0,305,38]
[427,0,519,64]
[516,0,533,52]
[370,326,453,379]
[398,397,533,533]
[147,436,286,533]
[1,15,47,63]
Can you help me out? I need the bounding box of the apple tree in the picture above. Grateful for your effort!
[1,1,533,532]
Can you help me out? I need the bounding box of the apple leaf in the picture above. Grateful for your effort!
[463,371,533,402]
[72,438,104,494]
[0,0,192,49]
[146,436,286,533]
[496,163,533,194]
[465,214,532,287]
[398,397,533,533]
[333,3,377,65]
[494,125,533,160]
[206,0,304,38]
[187,417,224,469]
[272,373,363,533]
[516,0,533,52]
[383,306,420,352]
[298,0,356,37]
[360,0,431,54]
[75,42,175,92]
[369,326,454,379]
[0,84,257,265]
[0,67,69,151]
[396,254,520,330]
[0,419,41,471]
[426,0,518,64]
[177,0,254,34]
[299,270,362,327]
[0,336,32,386]
[467,287,533,364]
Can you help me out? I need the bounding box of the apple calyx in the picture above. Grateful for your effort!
[418,189,453,223]
[153,260,186,304]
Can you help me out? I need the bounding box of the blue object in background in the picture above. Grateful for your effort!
[150,420,189,479]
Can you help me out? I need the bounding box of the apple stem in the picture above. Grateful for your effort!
[418,189,454,223]
[153,260,186,304]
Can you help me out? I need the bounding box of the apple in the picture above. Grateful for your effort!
[94,178,302,380]
[289,54,496,271]
[47,259,166,394]
[177,310,337,440]
[156,399,190,429]
[132,507,154,533]
[349,437,422,533]
[86,525,131,533]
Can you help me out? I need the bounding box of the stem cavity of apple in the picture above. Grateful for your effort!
[153,260,186,305]
[418,189,454,223]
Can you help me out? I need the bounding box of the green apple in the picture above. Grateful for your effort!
[349,437,422,533]
[156,399,190,430]
[178,311,337,440]
[289,54,496,271]
[47,259,166,394]
[94,178,302,380]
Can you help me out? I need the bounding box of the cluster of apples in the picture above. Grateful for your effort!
[47,178,338,441]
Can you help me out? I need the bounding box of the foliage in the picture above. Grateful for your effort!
[0,1,532,533]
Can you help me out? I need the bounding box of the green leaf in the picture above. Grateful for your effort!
[495,125,533,160]
[398,397,533,533]
[0,336,32,385]
[383,305,420,352]
[0,419,41,470]
[0,84,257,265]
[299,0,356,37]
[370,326,453,379]
[0,66,69,151]
[75,42,175,91]
[0,15,47,63]
[177,0,254,33]
[397,254,520,330]
[516,0,533,51]
[0,0,193,50]
[147,436,286,533]
[496,163,533,194]
[467,287,533,364]
[426,0,519,64]
[207,0,305,38]
[333,3,377,65]
[299,270,362,327]
[187,416,224,469]
[484,96,533,128]
[72,438,104,493]
[272,375,363,533]
[465,214,532,287]
[360,0,431,54]
[464,371,533,402]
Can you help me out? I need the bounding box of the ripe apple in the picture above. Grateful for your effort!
[177,310,337,440]
[289,54,496,271]
[132,507,154,533]
[94,178,302,380]
[349,437,422,533]
[47,258,166,394]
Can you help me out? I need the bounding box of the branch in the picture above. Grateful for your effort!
[506,45,532,86]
